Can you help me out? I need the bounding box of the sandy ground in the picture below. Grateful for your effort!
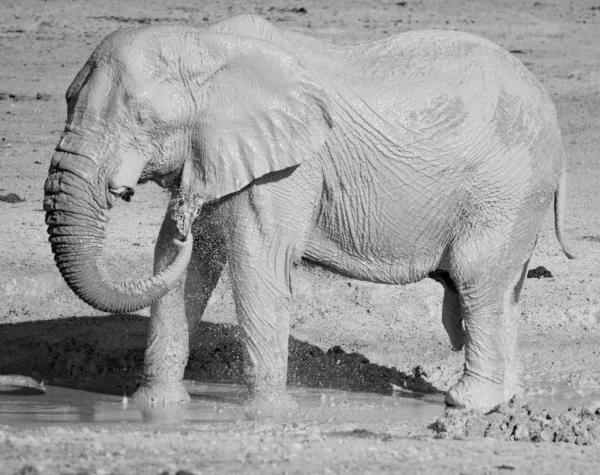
[1,0,600,473]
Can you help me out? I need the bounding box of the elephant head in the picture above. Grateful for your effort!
[44,25,333,314]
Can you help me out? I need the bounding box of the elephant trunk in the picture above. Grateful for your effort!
[44,151,192,314]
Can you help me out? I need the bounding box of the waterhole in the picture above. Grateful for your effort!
[3,380,599,427]
[0,380,448,427]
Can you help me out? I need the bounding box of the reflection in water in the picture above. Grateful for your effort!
[0,380,447,427]
[3,380,600,428]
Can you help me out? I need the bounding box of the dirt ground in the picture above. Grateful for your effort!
[2,0,600,473]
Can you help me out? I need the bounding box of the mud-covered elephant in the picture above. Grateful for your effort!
[43,14,574,412]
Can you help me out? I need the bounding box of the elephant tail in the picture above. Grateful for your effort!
[554,168,576,260]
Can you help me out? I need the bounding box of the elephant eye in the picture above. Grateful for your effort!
[120,187,135,202]
[136,110,150,126]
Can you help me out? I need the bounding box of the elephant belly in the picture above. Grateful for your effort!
[303,219,448,286]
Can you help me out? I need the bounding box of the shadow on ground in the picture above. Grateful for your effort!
[0,315,441,397]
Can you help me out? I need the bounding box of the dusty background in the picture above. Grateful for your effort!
[1,0,600,473]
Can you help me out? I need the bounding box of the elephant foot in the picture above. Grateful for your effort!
[243,391,298,420]
[445,372,523,412]
[242,367,295,418]
[132,380,191,406]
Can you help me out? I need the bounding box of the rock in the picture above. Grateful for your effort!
[582,401,600,416]
[527,266,553,279]
[326,345,345,355]
[465,416,488,437]
[433,398,600,446]
[573,421,588,437]
[535,427,555,442]
[544,408,561,421]
[493,402,516,418]
[513,423,530,441]
[576,433,592,445]
[507,394,526,409]
[588,423,600,442]
[486,412,507,425]
[484,422,507,440]
[0,193,26,203]
[555,425,577,444]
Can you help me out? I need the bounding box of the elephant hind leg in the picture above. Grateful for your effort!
[444,237,534,412]
[430,270,465,351]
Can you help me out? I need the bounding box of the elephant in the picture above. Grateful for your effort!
[43,14,574,412]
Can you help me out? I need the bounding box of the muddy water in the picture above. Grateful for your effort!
[0,380,446,427]
[3,379,598,428]
[527,392,600,411]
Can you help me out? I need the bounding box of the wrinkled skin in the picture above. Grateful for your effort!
[43,14,574,412]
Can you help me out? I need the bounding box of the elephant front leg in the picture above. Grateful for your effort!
[231,260,297,413]
[133,207,191,406]
[134,283,191,405]
[227,208,303,414]
[223,165,318,414]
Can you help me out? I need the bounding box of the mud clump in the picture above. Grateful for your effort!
[0,193,26,203]
[433,395,600,445]
[527,266,553,279]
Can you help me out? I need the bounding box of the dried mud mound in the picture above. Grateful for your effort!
[434,395,600,445]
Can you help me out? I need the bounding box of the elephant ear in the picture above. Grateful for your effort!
[180,40,333,202]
